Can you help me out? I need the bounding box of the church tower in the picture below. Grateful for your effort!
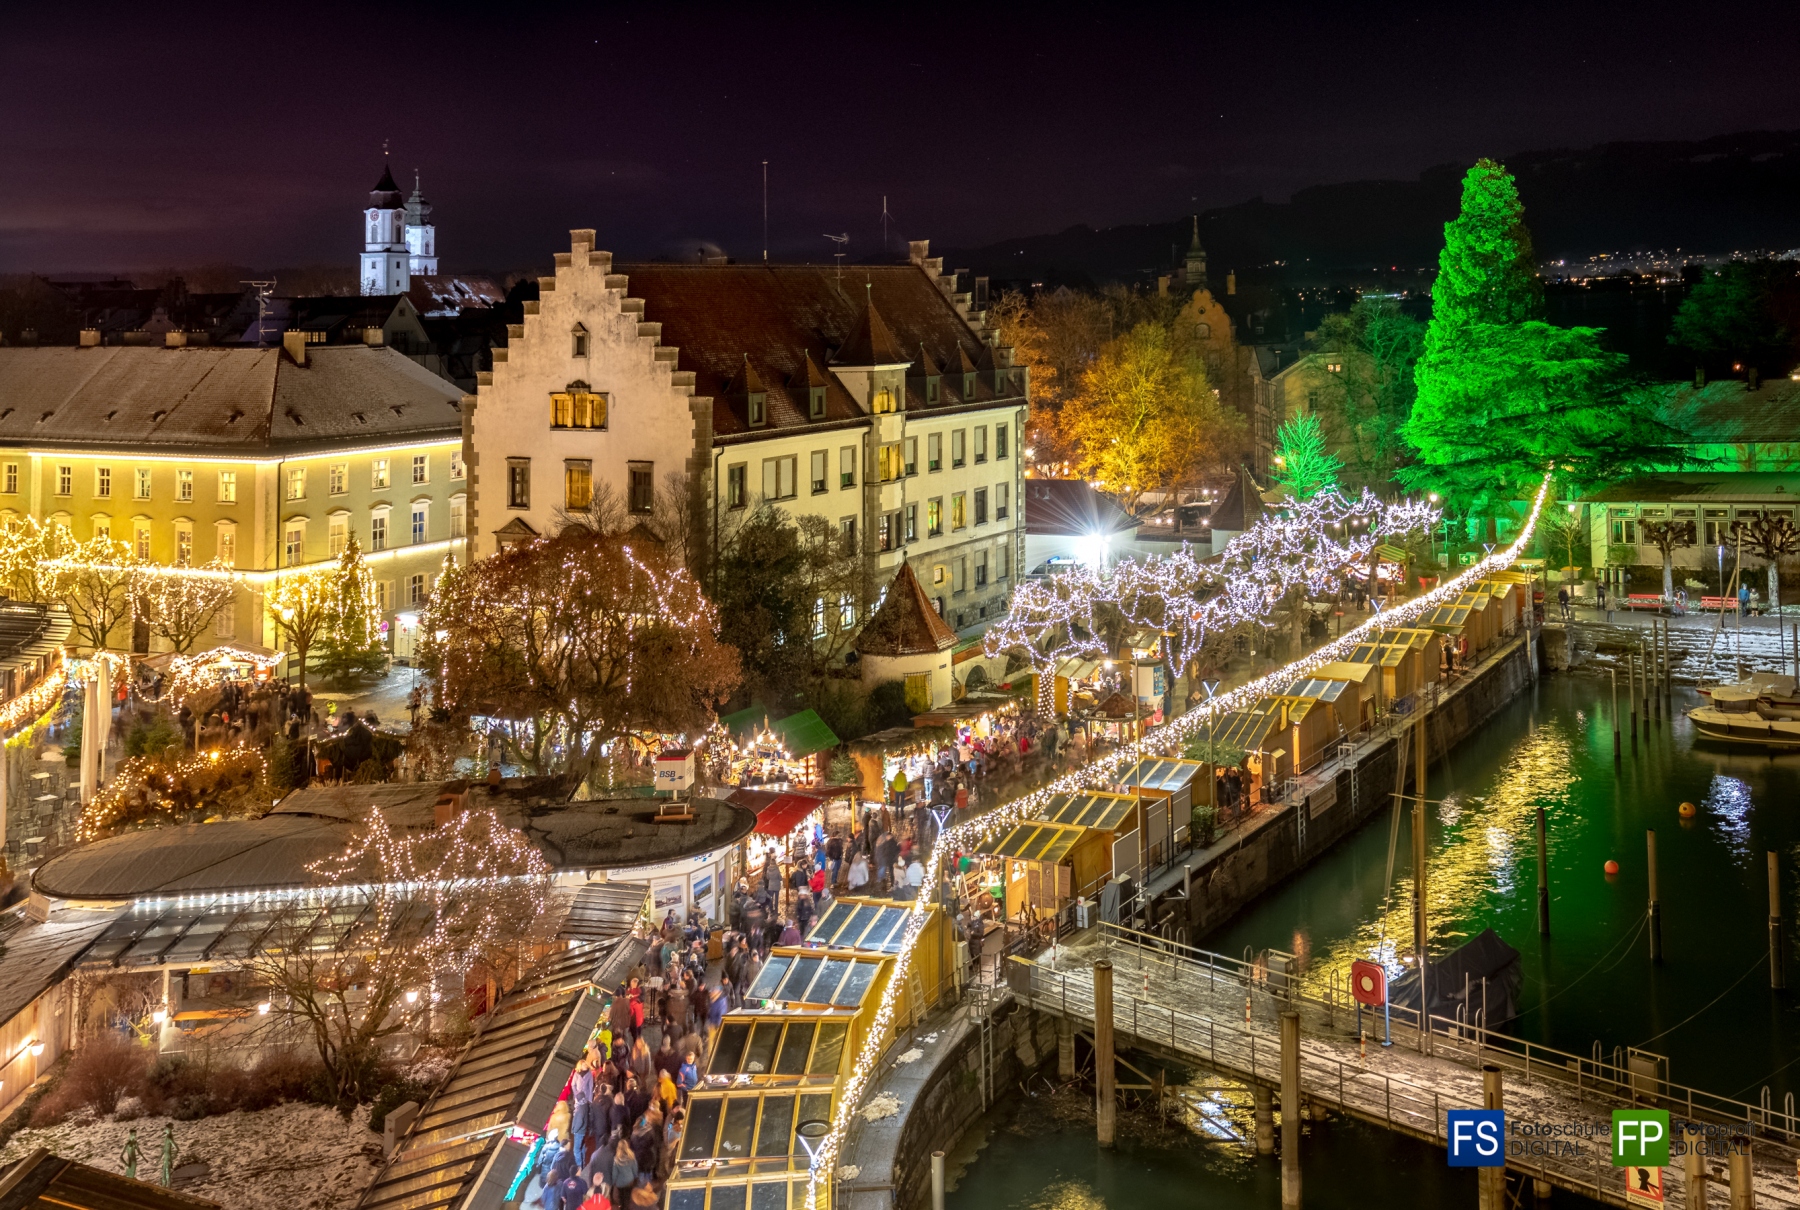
[359,164,410,296]
[1183,215,1207,291]
[404,173,438,277]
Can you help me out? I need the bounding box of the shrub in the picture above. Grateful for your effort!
[125,716,180,759]
[368,1076,432,1135]
[29,1034,149,1124]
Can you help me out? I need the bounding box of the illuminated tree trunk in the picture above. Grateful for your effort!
[1771,560,1782,612]
[1663,550,1674,603]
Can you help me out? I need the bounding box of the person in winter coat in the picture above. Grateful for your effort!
[778,917,802,946]
[677,1049,700,1096]
[660,1108,684,1180]
[654,1034,680,1081]
[795,891,816,935]
[666,984,690,1038]
[607,1139,638,1199]
[848,853,870,892]
[706,982,728,1034]
[607,991,632,1044]
[630,1176,659,1210]
[630,1036,655,1091]
[657,1066,679,1113]
[629,1115,658,1175]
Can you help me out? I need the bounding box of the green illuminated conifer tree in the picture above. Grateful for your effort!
[1270,412,1342,501]
[1403,159,1672,527]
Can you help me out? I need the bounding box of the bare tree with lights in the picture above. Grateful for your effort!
[421,527,741,774]
[1639,518,1696,603]
[132,563,240,654]
[56,535,140,652]
[244,806,557,1105]
[266,568,337,689]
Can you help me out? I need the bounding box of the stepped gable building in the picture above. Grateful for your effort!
[465,234,1029,634]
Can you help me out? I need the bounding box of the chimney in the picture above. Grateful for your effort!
[362,327,385,346]
[78,329,100,348]
[282,330,307,366]
[434,784,470,827]
[1157,275,1170,298]
[908,239,930,266]
[165,331,187,348]
[1227,271,1237,296]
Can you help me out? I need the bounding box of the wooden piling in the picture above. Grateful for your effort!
[1537,807,1551,937]
[1478,1066,1505,1210]
[1094,958,1116,1145]
[931,1151,946,1210]
[1647,829,1662,963]
[1728,1139,1753,1210]
[1057,1017,1075,1080]
[1683,1127,1707,1210]
[1612,668,1621,758]
[1254,1083,1274,1154]
[1770,853,1785,993]
[1281,1012,1301,1209]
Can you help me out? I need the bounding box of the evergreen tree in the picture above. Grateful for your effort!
[1403,159,1674,518]
[1270,413,1343,501]
[312,536,388,687]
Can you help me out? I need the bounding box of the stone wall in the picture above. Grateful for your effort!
[1163,637,1535,938]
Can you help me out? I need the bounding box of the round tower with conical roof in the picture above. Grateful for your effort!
[360,163,411,295]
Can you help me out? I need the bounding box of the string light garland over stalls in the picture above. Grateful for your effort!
[800,475,1552,1210]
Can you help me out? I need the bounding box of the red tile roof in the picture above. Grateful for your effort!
[857,562,957,656]
[615,264,1015,437]
[834,290,910,367]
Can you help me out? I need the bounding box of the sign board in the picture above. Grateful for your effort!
[1613,1110,1670,1167]
[1446,1110,1504,1167]
[1308,779,1338,819]
[655,749,694,792]
[1350,959,1386,1007]
[1624,1166,1664,1206]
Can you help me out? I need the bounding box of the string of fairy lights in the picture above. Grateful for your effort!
[801,475,1552,1209]
[984,487,1441,712]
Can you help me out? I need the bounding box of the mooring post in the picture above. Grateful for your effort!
[1684,1126,1707,1210]
[1648,829,1663,963]
[1629,650,1639,744]
[1478,1066,1505,1210]
[1254,1083,1274,1155]
[1281,1011,1301,1209]
[1620,666,1634,759]
[1770,852,1785,992]
[1536,806,1551,937]
[1057,1016,1075,1080]
[931,1151,946,1210]
[1728,1138,1753,1210]
[1094,958,1116,1146]
[1413,714,1429,1047]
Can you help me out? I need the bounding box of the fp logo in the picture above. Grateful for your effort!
[1613,1110,1670,1167]
[1447,1109,1505,1167]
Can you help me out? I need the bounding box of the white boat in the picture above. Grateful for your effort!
[1697,672,1800,707]
[1688,686,1800,748]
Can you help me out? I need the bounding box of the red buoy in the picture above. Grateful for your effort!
[1604,860,1620,875]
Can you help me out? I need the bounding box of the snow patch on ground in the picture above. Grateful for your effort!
[895,1049,923,1065]
[0,1102,384,1210]
[860,1092,902,1122]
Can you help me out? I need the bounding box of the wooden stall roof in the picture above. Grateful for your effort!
[1116,756,1207,794]
[1345,641,1411,668]
[1283,677,1353,704]
[803,900,913,955]
[747,949,889,1010]
[990,821,1084,863]
[702,1013,853,1086]
[1417,604,1473,631]
[1211,704,1284,751]
[1042,790,1136,831]
[1310,660,1378,688]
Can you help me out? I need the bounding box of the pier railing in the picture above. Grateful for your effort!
[1078,922,1800,1154]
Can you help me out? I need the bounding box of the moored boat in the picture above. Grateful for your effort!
[1688,686,1800,748]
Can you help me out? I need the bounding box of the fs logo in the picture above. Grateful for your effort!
[1447,1110,1505,1167]
[1613,1110,1671,1167]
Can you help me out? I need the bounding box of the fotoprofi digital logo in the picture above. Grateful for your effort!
[1613,1110,1670,1167]
[1450,1107,1749,1171]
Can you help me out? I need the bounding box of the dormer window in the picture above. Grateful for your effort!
[748,391,767,427]
[962,372,976,398]
[872,387,898,415]
[810,386,826,420]
[926,377,939,404]
[572,324,589,358]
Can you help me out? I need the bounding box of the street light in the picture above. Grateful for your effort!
[795,1119,831,1167]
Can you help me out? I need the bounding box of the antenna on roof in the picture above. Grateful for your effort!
[241,279,276,346]
[881,195,892,254]
[762,161,769,264]
[824,233,848,286]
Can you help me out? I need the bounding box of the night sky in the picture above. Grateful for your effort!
[5,1,1799,275]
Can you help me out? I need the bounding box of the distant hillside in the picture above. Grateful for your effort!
[944,130,1800,288]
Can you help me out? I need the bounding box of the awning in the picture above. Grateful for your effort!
[753,794,823,837]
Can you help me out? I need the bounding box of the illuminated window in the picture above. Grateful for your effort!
[872,387,897,414]
[330,463,348,495]
[372,459,390,489]
[217,470,236,503]
[450,450,465,480]
[564,461,593,511]
[450,495,467,538]
[55,466,71,496]
[134,521,151,561]
[377,579,392,612]
[177,469,194,502]
[91,514,110,542]
[927,498,943,537]
[285,467,304,501]
[370,509,389,550]
[216,522,236,567]
[412,455,428,485]
[134,467,151,499]
[951,492,966,530]
[408,574,426,605]
[94,467,111,498]
[1,464,15,494]
[284,520,304,564]
[879,444,903,482]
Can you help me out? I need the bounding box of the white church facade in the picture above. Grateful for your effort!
[360,164,440,295]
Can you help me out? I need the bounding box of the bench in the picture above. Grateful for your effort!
[1698,596,1741,612]
[1624,594,1665,612]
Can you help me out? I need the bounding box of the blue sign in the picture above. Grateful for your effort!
[1447,1110,1505,1167]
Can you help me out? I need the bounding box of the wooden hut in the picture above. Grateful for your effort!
[1309,661,1381,725]
[1272,694,1341,775]
[1283,675,1362,738]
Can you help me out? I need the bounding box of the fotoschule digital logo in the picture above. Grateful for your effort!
[1613,1110,1670,1167]
[1447,1109,1505,1167]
